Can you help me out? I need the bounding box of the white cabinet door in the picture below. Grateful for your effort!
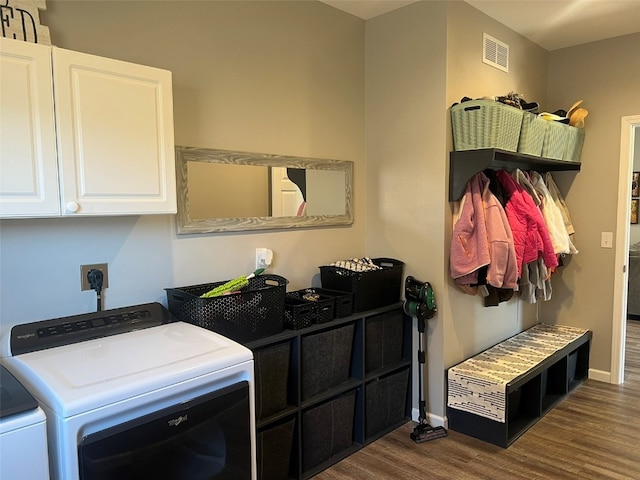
[52,48,176,215]
[0,38,60,217]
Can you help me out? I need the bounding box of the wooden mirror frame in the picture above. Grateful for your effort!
[175,146,354,234]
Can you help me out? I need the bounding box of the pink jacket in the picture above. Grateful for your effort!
[496,170,559,277]
[450,172,518,289]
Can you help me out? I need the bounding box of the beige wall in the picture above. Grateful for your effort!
[3,0,638,428]
[365,0,635,421]
[365,0,449,423]
[544,33,640,376]
[444,1,549,368]
[365,0,551,421]
[0,1,366,329]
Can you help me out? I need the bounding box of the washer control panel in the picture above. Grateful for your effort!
[10,303,174,355]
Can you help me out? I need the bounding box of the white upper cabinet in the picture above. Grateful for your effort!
[0,38,60,216]
[0,38,176,218]
[53,48,176,216]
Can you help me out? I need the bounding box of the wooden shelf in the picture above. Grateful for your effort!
[449,148,581,201]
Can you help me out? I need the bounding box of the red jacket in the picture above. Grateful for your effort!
[496,170,558,277]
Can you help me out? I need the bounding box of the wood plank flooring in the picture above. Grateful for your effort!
[314,320,640,480]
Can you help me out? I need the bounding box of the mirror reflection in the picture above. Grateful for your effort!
[176,146,353,233]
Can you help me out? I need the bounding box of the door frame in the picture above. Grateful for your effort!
[611,115,640,384]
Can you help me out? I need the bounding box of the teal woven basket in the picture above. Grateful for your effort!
[517,112,547,156]
[451,100,524,152]
[541,120,568,160]
[563,126,585,162]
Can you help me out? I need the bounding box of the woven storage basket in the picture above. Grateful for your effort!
[563,126,585,162]
[319,258,404,313]
[541,120,568,160]
[286,289,334,325]
[307,287,353,318]
[517,112,547,156]
[451,100,524,152]
[165,274,288,343]
[284,297,316,330]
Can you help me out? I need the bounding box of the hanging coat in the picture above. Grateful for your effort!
[529,171,578,255]
[496,170,559,278]
[545,172,577,238]
[450,172,518,290]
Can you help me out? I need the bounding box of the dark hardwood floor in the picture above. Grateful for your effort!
[315,320,640,480]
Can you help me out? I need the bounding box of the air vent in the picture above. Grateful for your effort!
[483,33,509,72]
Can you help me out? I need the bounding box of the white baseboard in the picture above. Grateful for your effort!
[411,408,447,428]
[588,368,611,383]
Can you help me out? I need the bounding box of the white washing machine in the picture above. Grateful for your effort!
[1,303,255,480]
[0,364,50,479]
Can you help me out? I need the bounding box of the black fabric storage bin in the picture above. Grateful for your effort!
[365,310,405,374]
[255,342,291,421]
[257,418,295,480]
[165,274,287,344]
[320,258,404,312]
[301,324,354,400]
[302,391,356,473]
[365,368,409,438]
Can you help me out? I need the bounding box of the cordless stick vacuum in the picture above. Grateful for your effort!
[403,276,448,443]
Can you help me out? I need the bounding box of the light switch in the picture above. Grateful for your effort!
[601,232,613,249]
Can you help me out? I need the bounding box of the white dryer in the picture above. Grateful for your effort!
[0,364,50,479]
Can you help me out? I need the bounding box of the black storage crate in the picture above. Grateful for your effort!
[365,368,410,438]
[255,341,291,421]
[287,289,334,324]
[301,323,354,400]
[165,274,287,343]
[284,297,314,330]
[306,287,353,318]
[320,258,404,313]
[257,418,296,480]
[302,391,356,473]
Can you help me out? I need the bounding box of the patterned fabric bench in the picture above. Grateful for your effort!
[447,323,591,447]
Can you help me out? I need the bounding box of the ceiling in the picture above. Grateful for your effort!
[319,0,640,51]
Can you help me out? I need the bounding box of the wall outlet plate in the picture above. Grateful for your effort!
[81,263,109,291]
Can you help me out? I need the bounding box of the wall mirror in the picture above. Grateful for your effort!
[175,146,354,234]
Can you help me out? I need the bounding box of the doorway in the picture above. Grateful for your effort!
[612,115,640,384]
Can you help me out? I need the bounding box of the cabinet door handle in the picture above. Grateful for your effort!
[66,201,80,213]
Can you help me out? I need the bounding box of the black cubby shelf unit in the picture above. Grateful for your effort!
[449,148,581,201]
[245,303,412,480]
[446,329,591,448]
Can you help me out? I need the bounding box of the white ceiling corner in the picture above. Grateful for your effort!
[319,0,640,51]
[319,0,419,20]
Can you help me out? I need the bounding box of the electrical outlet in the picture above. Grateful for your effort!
[81,263,109,291]
[255,248,273,270]
[256,248,267,270]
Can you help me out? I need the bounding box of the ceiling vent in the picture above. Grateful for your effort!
[483,33,509,72]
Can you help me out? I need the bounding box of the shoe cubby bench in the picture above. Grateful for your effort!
[446,323,592,447]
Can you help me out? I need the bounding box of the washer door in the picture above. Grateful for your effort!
[78,381,251,480]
